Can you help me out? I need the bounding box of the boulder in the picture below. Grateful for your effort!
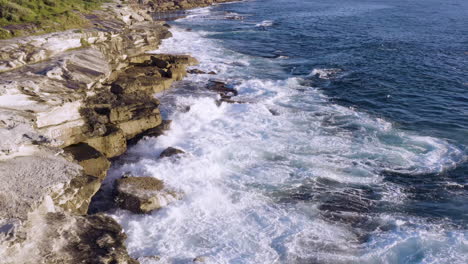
[159,147,185,158]
[115,176,181,214]
[206,80,238,97]
[268,109,280,116]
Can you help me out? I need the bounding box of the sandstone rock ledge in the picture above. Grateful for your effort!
[0,0,216,263]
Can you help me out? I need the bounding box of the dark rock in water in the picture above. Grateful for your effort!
[163,23,171,28]
[207,80,238,97]
[159,147,185,158]
[188,68,207,74]
[180,105,191,113]
[268,109,280,116]
[115,176,181,214]
[186,28,192,32]
[188,69,217,75]
[217,98,248,105]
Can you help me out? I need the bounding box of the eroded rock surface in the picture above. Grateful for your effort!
[0,0,235,262]
[1,212,137,264]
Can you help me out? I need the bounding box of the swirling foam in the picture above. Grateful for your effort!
[106,16,467,264]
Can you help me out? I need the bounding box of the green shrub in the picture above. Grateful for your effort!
[0,0,107,39]
[0,0,106,26]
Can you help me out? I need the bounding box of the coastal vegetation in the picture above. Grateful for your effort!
[0,0,106,39]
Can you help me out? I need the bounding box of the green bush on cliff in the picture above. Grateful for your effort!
[0,0,107,38]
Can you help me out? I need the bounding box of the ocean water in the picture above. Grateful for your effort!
[104,0,468,263]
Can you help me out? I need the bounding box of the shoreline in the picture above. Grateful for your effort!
[0,1,238,263]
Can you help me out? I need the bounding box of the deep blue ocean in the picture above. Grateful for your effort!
[107,0,468,263]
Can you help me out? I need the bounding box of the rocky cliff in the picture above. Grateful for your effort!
[0,0,226,263]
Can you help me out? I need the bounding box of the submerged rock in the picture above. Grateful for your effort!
[187,68,216,75]
[207,80,238,97]
[268,109,280,116]
[187,68,207,74]
[115,176,181,214]
[159,147,186,158]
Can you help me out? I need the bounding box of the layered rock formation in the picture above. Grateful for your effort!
[115,176,181,214]
[0,0,222,262]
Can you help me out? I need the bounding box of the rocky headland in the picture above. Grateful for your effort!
[0,0,234,263]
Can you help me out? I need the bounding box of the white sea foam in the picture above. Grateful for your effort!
[255,20,274,27]
[310,68,342,79]
[106,15,467,264]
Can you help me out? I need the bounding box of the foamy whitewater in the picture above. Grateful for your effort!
[101,2,468,263]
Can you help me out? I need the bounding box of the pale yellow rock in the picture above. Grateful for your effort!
[85,129,127,158]
[117,112,162,139]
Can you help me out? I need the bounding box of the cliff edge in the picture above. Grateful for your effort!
[0,0,229,263]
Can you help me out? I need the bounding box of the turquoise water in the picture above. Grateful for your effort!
[106,1,468,263]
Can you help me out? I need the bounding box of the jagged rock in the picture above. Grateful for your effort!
[187,69,217,75]
[64,143,111,180]
[0,212,138,264]
[129,54,199,67]
[207,80,238,97]
[54,143,111,215]
[0,0,234,263]
[117,112,163,140]
[217,97,249,105]
[115,176,181,214]
[128,120,172,145]
[111,75,175,94]
[268,109,280,116]
[159,147,186,158]
[188,68,206,74]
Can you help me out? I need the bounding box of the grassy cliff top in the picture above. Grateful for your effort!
[0,0,107,38]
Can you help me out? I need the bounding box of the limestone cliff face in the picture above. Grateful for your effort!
[0,1,205,263]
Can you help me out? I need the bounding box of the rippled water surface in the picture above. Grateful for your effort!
[103,0,468,263]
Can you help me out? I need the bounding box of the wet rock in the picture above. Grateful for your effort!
[268,109,280,116]
[128,120,172,145]
[187,68,217,75]
[218,97,248,105]
[115,176,181,214]
[207,80,238,97]
[188,68,207,74]
[159,147,185,158]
